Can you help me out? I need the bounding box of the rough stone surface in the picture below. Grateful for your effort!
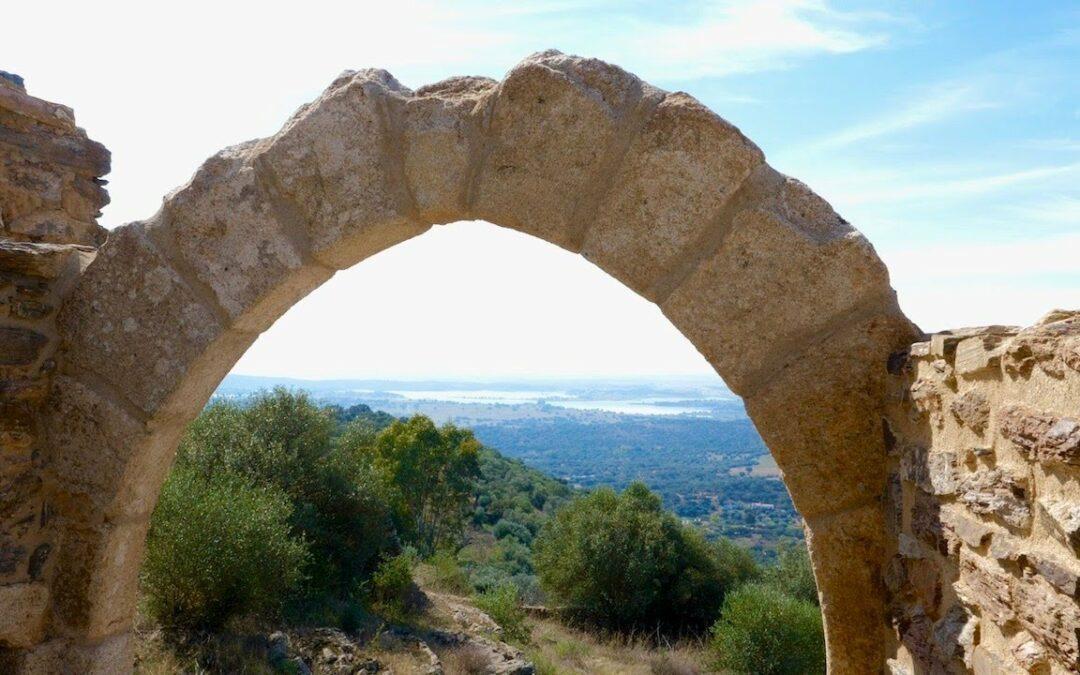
[885,317,1080,673]
[999,403,1080,467]
[472,51,655,251]
[580,91,763,298]
[16,53,1078,675]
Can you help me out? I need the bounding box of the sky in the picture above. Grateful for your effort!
[6,1,1078,379]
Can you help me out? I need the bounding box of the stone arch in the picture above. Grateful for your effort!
[24,52,917,673]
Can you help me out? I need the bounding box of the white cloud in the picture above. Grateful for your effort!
[804,80,997,151]
[623,0,891,79]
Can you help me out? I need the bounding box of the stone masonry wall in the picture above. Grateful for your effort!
[884,312,1080,674]
[0,72,109,651]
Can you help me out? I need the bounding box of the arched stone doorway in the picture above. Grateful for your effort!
[27,52,918,673]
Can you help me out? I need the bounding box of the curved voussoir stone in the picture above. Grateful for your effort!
[662,174,899,395]
[472,50,663,251]
[49,519,147,643]
[155,141,334,334]
[253,69,429,270]
[744,309,920,517]
[55,223,255,419]
[402,76,497,224]
[805,502,890,672]
[581,92,764,299]
[44,375,180,524]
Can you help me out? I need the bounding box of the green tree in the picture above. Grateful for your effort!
[533,482,755,632]
[762,543,818,605]
[710,583,825,675]
[363,416,482,555]
[174,390,397,600]
[141,464,308,630]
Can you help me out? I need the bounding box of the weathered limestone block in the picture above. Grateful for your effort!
[958,468,1032,530]
[999,403,1080,467]
[803,503,888,673]
[950,390,990,432]
[1004,310,1080,378]
[957,550,1015,624]
[50,519,147,642]
[954,331,1016,378]
[931,604,978,671]
[254,69,426,270]
[901,444,960,496]
[401,76,496,224]
[55,224,246,417]
[911,487,954,556]
[1027,554,1079,597]
[1039,497,1080,555]
[1012,571,1080,669]
[662,175,900,395]
[0,328,47,368]
[472,51,656,251]
[43,375,170,523]
[580,91,763,298]
[941,505,994,549]
[156,142,332,333]
[743,311,918,516]
[5,210,106,248]
[1009,632,1050,672]
[0,582,48,647]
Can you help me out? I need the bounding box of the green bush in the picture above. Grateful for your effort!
[534,482,755,633]
[709,583,825,675]
[176,390,398,603]
[474,583,529,644]
[141,464,308,630]
[762,544,818,605]
[368,550,419,620]
[425,549,472,594]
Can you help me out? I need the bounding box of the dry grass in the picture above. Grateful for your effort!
[525,617,708,675]
[441,644,493,674]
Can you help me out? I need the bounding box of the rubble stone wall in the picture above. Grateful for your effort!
[0,73,109,655]
[885,313,1080,674]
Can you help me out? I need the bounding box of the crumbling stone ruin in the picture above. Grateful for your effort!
[0,52,1075,673]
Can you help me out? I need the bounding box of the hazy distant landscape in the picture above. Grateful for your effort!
[216,375,801,556]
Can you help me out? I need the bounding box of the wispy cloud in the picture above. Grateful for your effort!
[810,162,1080,207]
[624,0,894,79]
[802,80,998,152]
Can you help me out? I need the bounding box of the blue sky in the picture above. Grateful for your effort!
[7,1,1078,378]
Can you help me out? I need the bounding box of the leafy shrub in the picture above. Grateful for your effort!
[363,416,482,555]
[493,518,533,544]
[141,464,308,630]
[425,549,472,594]
[474,583,530,643]
[534,482,754,633]
[761,544,818,605]
[368,550,419,620]
[709,583,825,675]
[176,390,398,604]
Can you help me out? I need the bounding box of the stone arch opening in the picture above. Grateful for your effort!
[24,51,918,673]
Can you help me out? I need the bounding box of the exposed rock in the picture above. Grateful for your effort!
[999,404,1080,467]
[1039,497,1080,555]
[1012,571,1080,669]
[950,390,990,432]
[941,507,993,548]
[957,469,1031,530]
[954,331,1014,377]
[1004,310,1080,377]
[957,552,1014,624]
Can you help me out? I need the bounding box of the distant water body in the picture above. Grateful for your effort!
[388,389,721,416]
